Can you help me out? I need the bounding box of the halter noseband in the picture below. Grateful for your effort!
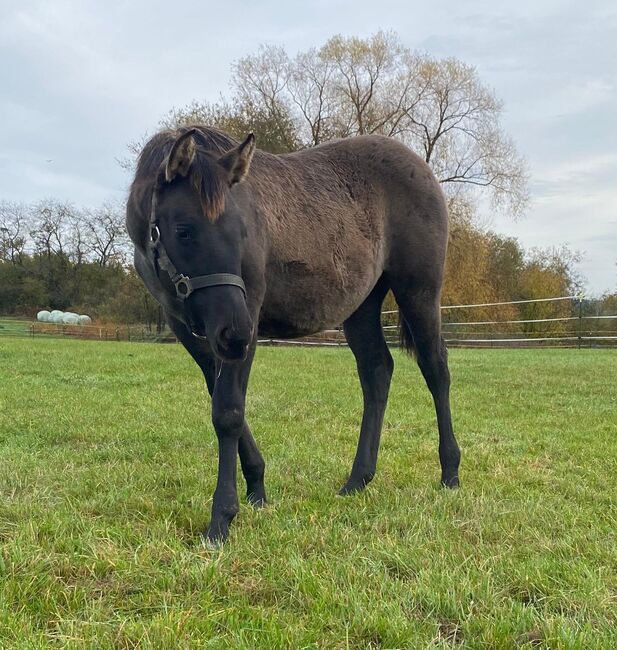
[148,190,246,301]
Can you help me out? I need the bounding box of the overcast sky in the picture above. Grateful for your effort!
[1,0,615,293]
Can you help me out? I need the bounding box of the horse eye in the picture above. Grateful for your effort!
[176,227,192,240]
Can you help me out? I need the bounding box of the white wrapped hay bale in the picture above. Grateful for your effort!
[37,310,51,322]
[78,315,92,325]
[50,310,65,323]
[62,313,80,325]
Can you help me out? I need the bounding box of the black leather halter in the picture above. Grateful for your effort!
[148,190,246,301]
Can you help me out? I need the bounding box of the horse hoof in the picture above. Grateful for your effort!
[337,479,369,496]
[441,475,460,489]
[204,514,234,546]
[202,534,225,550]
[247,492,267,508]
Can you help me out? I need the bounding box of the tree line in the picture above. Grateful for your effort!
[0,200,161,329]
[3,195,611,333]
[2,31,615,331]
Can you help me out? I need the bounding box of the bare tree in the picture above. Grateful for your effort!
[286,48,336,145]
[319,32,406,136]
[29,200,74,260]
[398,58,528,214]
[0,201,29,264]
[4,199,130,268]
[232,33,419,142]
[233,45,289,119]
[66,209,90,266]
[232,45,300,153]
[228,31,528,215]
[127,30,527,217]
[82,201,130,267]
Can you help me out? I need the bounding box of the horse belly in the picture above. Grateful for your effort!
[258,254,380,339]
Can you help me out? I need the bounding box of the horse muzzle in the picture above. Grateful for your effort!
[189,316,252,362]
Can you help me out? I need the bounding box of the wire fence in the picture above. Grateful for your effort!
[439,295,617,348]
[2,296,616,348]
[0,319,176,343]
[260,296,617,349]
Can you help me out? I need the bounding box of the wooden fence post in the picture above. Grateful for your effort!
[577,295,583,349]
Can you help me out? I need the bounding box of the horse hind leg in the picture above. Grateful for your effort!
[392,285,461,487]
[339,277,393,495]
[238,425,266,507]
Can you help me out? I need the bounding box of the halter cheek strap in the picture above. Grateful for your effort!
[148,191,246,301]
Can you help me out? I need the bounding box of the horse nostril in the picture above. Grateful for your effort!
[218,327,250,356]
[220,327,234,344]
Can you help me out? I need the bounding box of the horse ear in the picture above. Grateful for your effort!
[219,133,255,185]
[165,129,197,182]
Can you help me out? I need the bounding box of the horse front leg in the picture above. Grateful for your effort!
[166,312,266,510]
[206,340,256,544]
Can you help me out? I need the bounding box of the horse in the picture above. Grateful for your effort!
[126,125,461,543]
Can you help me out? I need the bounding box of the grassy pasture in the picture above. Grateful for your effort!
[0,338,616,648]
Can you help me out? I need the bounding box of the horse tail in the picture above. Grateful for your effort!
[398,310,416,358]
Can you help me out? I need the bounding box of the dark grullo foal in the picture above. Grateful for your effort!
[126,125,461,543]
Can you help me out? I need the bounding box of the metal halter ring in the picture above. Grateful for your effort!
[174,275,193,299]
[150,225,161,243]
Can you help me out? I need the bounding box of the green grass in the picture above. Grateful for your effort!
[0,318,32,336]
[0,339,616,649]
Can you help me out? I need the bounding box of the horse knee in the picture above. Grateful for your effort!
[212,407,244,437]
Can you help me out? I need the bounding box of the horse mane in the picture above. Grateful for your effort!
[129,125,238,222]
